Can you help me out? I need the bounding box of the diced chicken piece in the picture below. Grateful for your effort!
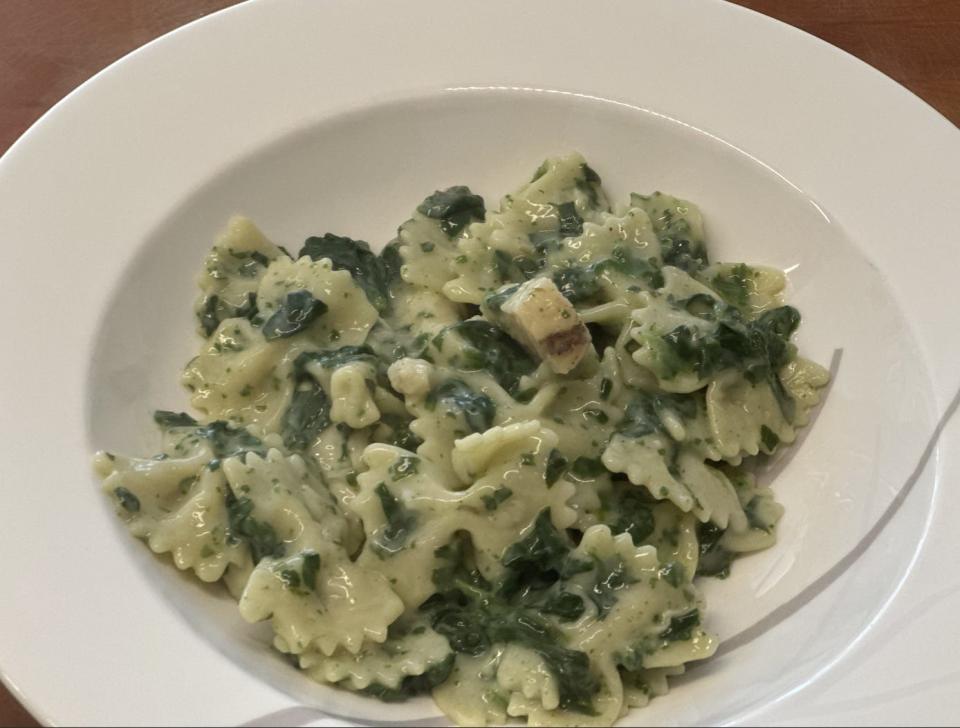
[494,277,592,374]
[330,363,380,428]
[387,357,434,398]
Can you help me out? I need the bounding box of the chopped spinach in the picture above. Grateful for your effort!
[198,292,259,337]
[651,303,800,419]
[494,249,541,282]
[617,391,699,441]
[500,509,591,598]
[553,266,602,304]
[483,283,520,313]
[658,561,686,588]
[603,247,665,289]
[294,345,378,373]
[641,199,709,273]
[282,381,330,450]
[301,551,321,591]
[417,186,486,237]
[481,486,513,511]
[279,569,301,589]
[425,379,496,434]
[373,483,418,556]
[445,320,536,395]
[569,456,606,479]
[589,560,630,619]
[556,201,583,238]
[299,233,391,313]
[389,456,420,481]
[153,410,198,428]
[262,289,328,340]
[576,163,603,209]
[606,482,656,545]
[541,591,586,621]
[226,494,285,563]
[114,486,140,513]
[379,413,423,452]
[760,425,780,452]
[618,608,703,671]
[696,521,733,578]
[710,263,752,308]
[599,378,613,401]
[659,609,700,642]
[744,496,775,532]
[196,421,268,459]
[423,531,599,714]
[380,241,404,286]
[545,449,568,487]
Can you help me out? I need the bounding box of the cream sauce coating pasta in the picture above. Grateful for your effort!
[94,154,828,726]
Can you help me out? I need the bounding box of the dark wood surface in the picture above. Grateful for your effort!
[0,1,956,725]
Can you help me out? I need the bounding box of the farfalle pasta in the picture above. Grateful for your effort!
[95,154,828,725]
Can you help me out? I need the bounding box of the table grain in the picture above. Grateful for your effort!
[0,1,957,725]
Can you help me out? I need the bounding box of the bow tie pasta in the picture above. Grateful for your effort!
[95,153,828,726]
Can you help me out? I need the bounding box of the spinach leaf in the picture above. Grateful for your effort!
[282,381,330,451]
[417,186,486,237]
[373,483,418,556]
[658,561,686,588]
[389,456,420,481]
[556,201,583,238]
[649,204,709,273]
[529,229,562,256]
[710,263,752,308]
[153,410,198,428]
[760,425,780,452]
[603,248,665,289]
[541,591,586,621]
[494,250,541,283]
[569,456,606,479]
[651,303,800,419]
[424,532,599,714]
[545,449,569,487]
[198,292,259,337]
[301,551,321,591]
[360,653,456,701]
[113,486,140,513]
[606,481,656,545]
[660,609,700,642]
[295,345,378,372]
[425,379,496,434]
[226,494,285,563]
[553,266,602,304]
[380,240,404,286]
[500,509,591,598]
[481,486,513,511]
[617,608,703,672]
[599,378,613,400]
[576,163,603,209]
[262,289,328,340]
[483,283,520,313]
[617,392,699,441]
[196,421,268,459]
[445,320,535,395]
[379,413,423,452]
[696,521,733,578]
[299,234,391,313]
[588,560,630,619]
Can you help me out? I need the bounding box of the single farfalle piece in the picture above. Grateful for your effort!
[483,277,592,374]
[227,450,404,657]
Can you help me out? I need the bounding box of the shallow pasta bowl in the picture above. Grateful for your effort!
[1,0,959,725]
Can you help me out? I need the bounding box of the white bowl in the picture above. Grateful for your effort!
[1,1,958,725]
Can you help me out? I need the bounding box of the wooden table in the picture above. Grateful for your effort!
[0,1,956,725]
